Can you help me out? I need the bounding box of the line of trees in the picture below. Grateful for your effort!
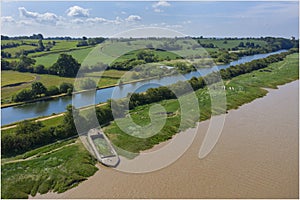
[76,37,106,47]
[12,82,73,102]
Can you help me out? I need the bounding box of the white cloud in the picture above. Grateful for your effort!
[71,18,85,24]
[152,0,170,12]
[125,15,142,22]
[1,16,15,23]
[18,7,58,23]
[86,17,107,23]
[113,16,123,25]
[86,16,123,25]
[153,0,170,8]
[66,6,89,17]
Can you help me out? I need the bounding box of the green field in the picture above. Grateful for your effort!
[1,71,36,87]
[1,71,75,103]
[34,47,94,68]
[197,38,268,49]
[1,53,298,198]
[3,45,37,57]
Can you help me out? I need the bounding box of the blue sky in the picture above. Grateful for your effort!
[1,1,299,38]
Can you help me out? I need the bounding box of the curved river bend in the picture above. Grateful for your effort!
[2,50,286,125]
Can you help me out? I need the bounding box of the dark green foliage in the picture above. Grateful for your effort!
[96,105,114,125]
[1,59,11,70]
[76,40,88,47]
[46,86,60,96]
[59,82,74,93]
[31,82,47,97]
[1,51,12,58]
[15,56,36,72]
[12,88,33,102]
[49,54,80,77]
[1,120,54,155]
[15,120,44,135]
[1,105,84,157]
[37,39,45,51]
[34,64,47,74]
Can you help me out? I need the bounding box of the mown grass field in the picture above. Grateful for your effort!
[1,53,298,199]
[34,47,94,68]
[3,45,37,57]
[1,71,75,103]
[1,71,36,87]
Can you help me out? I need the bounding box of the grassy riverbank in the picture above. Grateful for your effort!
[1,53,298,199]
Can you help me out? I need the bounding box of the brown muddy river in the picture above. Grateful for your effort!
[34,80,299,199]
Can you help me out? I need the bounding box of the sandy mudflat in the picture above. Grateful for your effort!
[33,80,299,199]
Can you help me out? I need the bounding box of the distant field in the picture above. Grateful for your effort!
[1,71,36,87]
[34,47,94,68]
[113,48,180,63]
[2,45,37,57]
[1,71,75,103]
[49,40,78,51]
[2,38,268,68]
[198,38,268,49]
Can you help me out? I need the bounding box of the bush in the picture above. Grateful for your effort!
[59,82,73,93]
[46,86,60,96]
[12,89,33,102]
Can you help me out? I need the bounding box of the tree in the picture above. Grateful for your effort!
[76,40,88,47]
[59,82,73,93]
[50,54,80,77]
[1,59,10,70]
[38,39,45,51]
[62,105,87,135]
[34,64,46,74]
[238,42,245,47]
[46,86,60,96]
[12,89,33,102]
[31,82,47,97]
[16,56,36,72]
[15,120,44,135]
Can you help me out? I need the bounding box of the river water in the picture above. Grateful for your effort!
[1,50,286,125]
